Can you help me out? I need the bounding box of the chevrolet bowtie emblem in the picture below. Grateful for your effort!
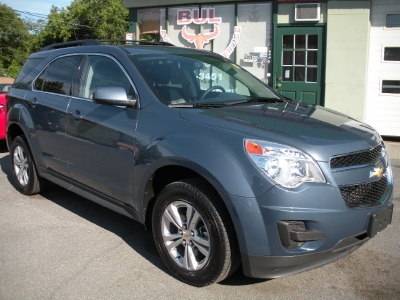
[370,167,384,179]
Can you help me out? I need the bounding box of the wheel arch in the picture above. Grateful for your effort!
[6,102,36,146]
[142,164,233,233]
[7,122,26,149]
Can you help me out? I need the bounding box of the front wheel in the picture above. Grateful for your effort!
[152,178,239,286]
[10,136,44,195]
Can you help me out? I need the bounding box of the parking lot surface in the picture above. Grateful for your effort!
[0,139,399,299]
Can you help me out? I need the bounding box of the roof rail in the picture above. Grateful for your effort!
[99,39,174,46]
[39,39,175,52]
[40,39,101,51]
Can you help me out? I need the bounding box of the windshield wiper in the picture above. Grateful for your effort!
[168,98,283,108]
[225,97,282,106]
[245,97,283,103]
[168,103,225,108]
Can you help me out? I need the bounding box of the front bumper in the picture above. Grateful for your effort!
[227,153,393,279]
[241,201,393,279]
[242,230,369,278]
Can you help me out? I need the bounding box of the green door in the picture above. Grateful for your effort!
[274,27,324,105]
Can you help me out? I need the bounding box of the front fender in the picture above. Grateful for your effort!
[133,124,274,255]
[133,108,275,216]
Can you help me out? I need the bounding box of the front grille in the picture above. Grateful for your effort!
[330,144,382,169]
[339,174,387,207]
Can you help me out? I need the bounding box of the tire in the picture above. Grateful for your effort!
[10,136,44,195]
[152,178,239,286]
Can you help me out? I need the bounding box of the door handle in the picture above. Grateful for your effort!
[28,97,39,107]
[69,110,82,121]
[276,83,282,89]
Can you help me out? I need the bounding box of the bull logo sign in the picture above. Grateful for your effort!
[160,8,241,58]
[178,8,221,50]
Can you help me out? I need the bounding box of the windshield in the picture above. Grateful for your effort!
[129,52,281,106]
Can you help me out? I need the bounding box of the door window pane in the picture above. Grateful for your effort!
[295,35,306,49]
[382,80,400,94]
[307,68,317,82]
[282,51,293,65]
[295,51,305,65]
[294,67,305,82]
[282,67,292,81]
[307,51,318,66]
[307,35,318,49]
[283,35,294,49]
[40,56,83,95]
[386,14,400,28]
[384,47,400,61]
[34,70,46,91]
[79,56,133,99]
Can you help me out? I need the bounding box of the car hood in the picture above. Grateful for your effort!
[179,100,381,162]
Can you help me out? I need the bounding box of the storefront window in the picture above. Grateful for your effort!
[201,5,235,61]
[166,5,237,61]
[136,3,272,85]
[167,6,200,48]
[237,3,273,85]
[138,8,166,42]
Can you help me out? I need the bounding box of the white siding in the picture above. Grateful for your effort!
[366,0,400,136]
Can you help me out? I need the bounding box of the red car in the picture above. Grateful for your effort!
[0,92,7,140]
[0,77,14,140]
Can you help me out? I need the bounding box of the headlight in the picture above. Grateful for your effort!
[244,139,325,188]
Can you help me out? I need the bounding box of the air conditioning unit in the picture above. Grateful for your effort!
[295,3,321,22]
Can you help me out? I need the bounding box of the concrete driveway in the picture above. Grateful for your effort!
[0,139,399,299]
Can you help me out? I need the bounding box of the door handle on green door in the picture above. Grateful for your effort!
[276,83,282,89]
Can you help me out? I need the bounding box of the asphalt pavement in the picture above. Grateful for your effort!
[0,138,399,299]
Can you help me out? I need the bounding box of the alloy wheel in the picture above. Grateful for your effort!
[161,201,211,271]
[13,145,29,186]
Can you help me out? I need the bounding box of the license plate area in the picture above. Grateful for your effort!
[368,203,393,238]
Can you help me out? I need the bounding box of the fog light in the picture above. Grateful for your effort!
[277,221,325,249]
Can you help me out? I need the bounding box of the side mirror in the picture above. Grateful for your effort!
[93,87,137,108]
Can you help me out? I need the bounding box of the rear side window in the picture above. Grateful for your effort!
[34,55,83,95]
[13,58,44,90]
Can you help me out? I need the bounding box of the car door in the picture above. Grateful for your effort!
[66,54,138,203]
[28,55,84,177]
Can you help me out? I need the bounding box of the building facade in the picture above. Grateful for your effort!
[124,0,400,136]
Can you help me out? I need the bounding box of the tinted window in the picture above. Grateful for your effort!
[39,56,83,95]
[78,55,133,99]
[34,69,47,91]
[13,58,44,90]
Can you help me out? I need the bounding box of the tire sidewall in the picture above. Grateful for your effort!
[10,136,37,194]
[152,183,228,286]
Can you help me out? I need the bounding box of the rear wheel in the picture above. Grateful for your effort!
[152,178,239,286]
[10,136,44,195]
